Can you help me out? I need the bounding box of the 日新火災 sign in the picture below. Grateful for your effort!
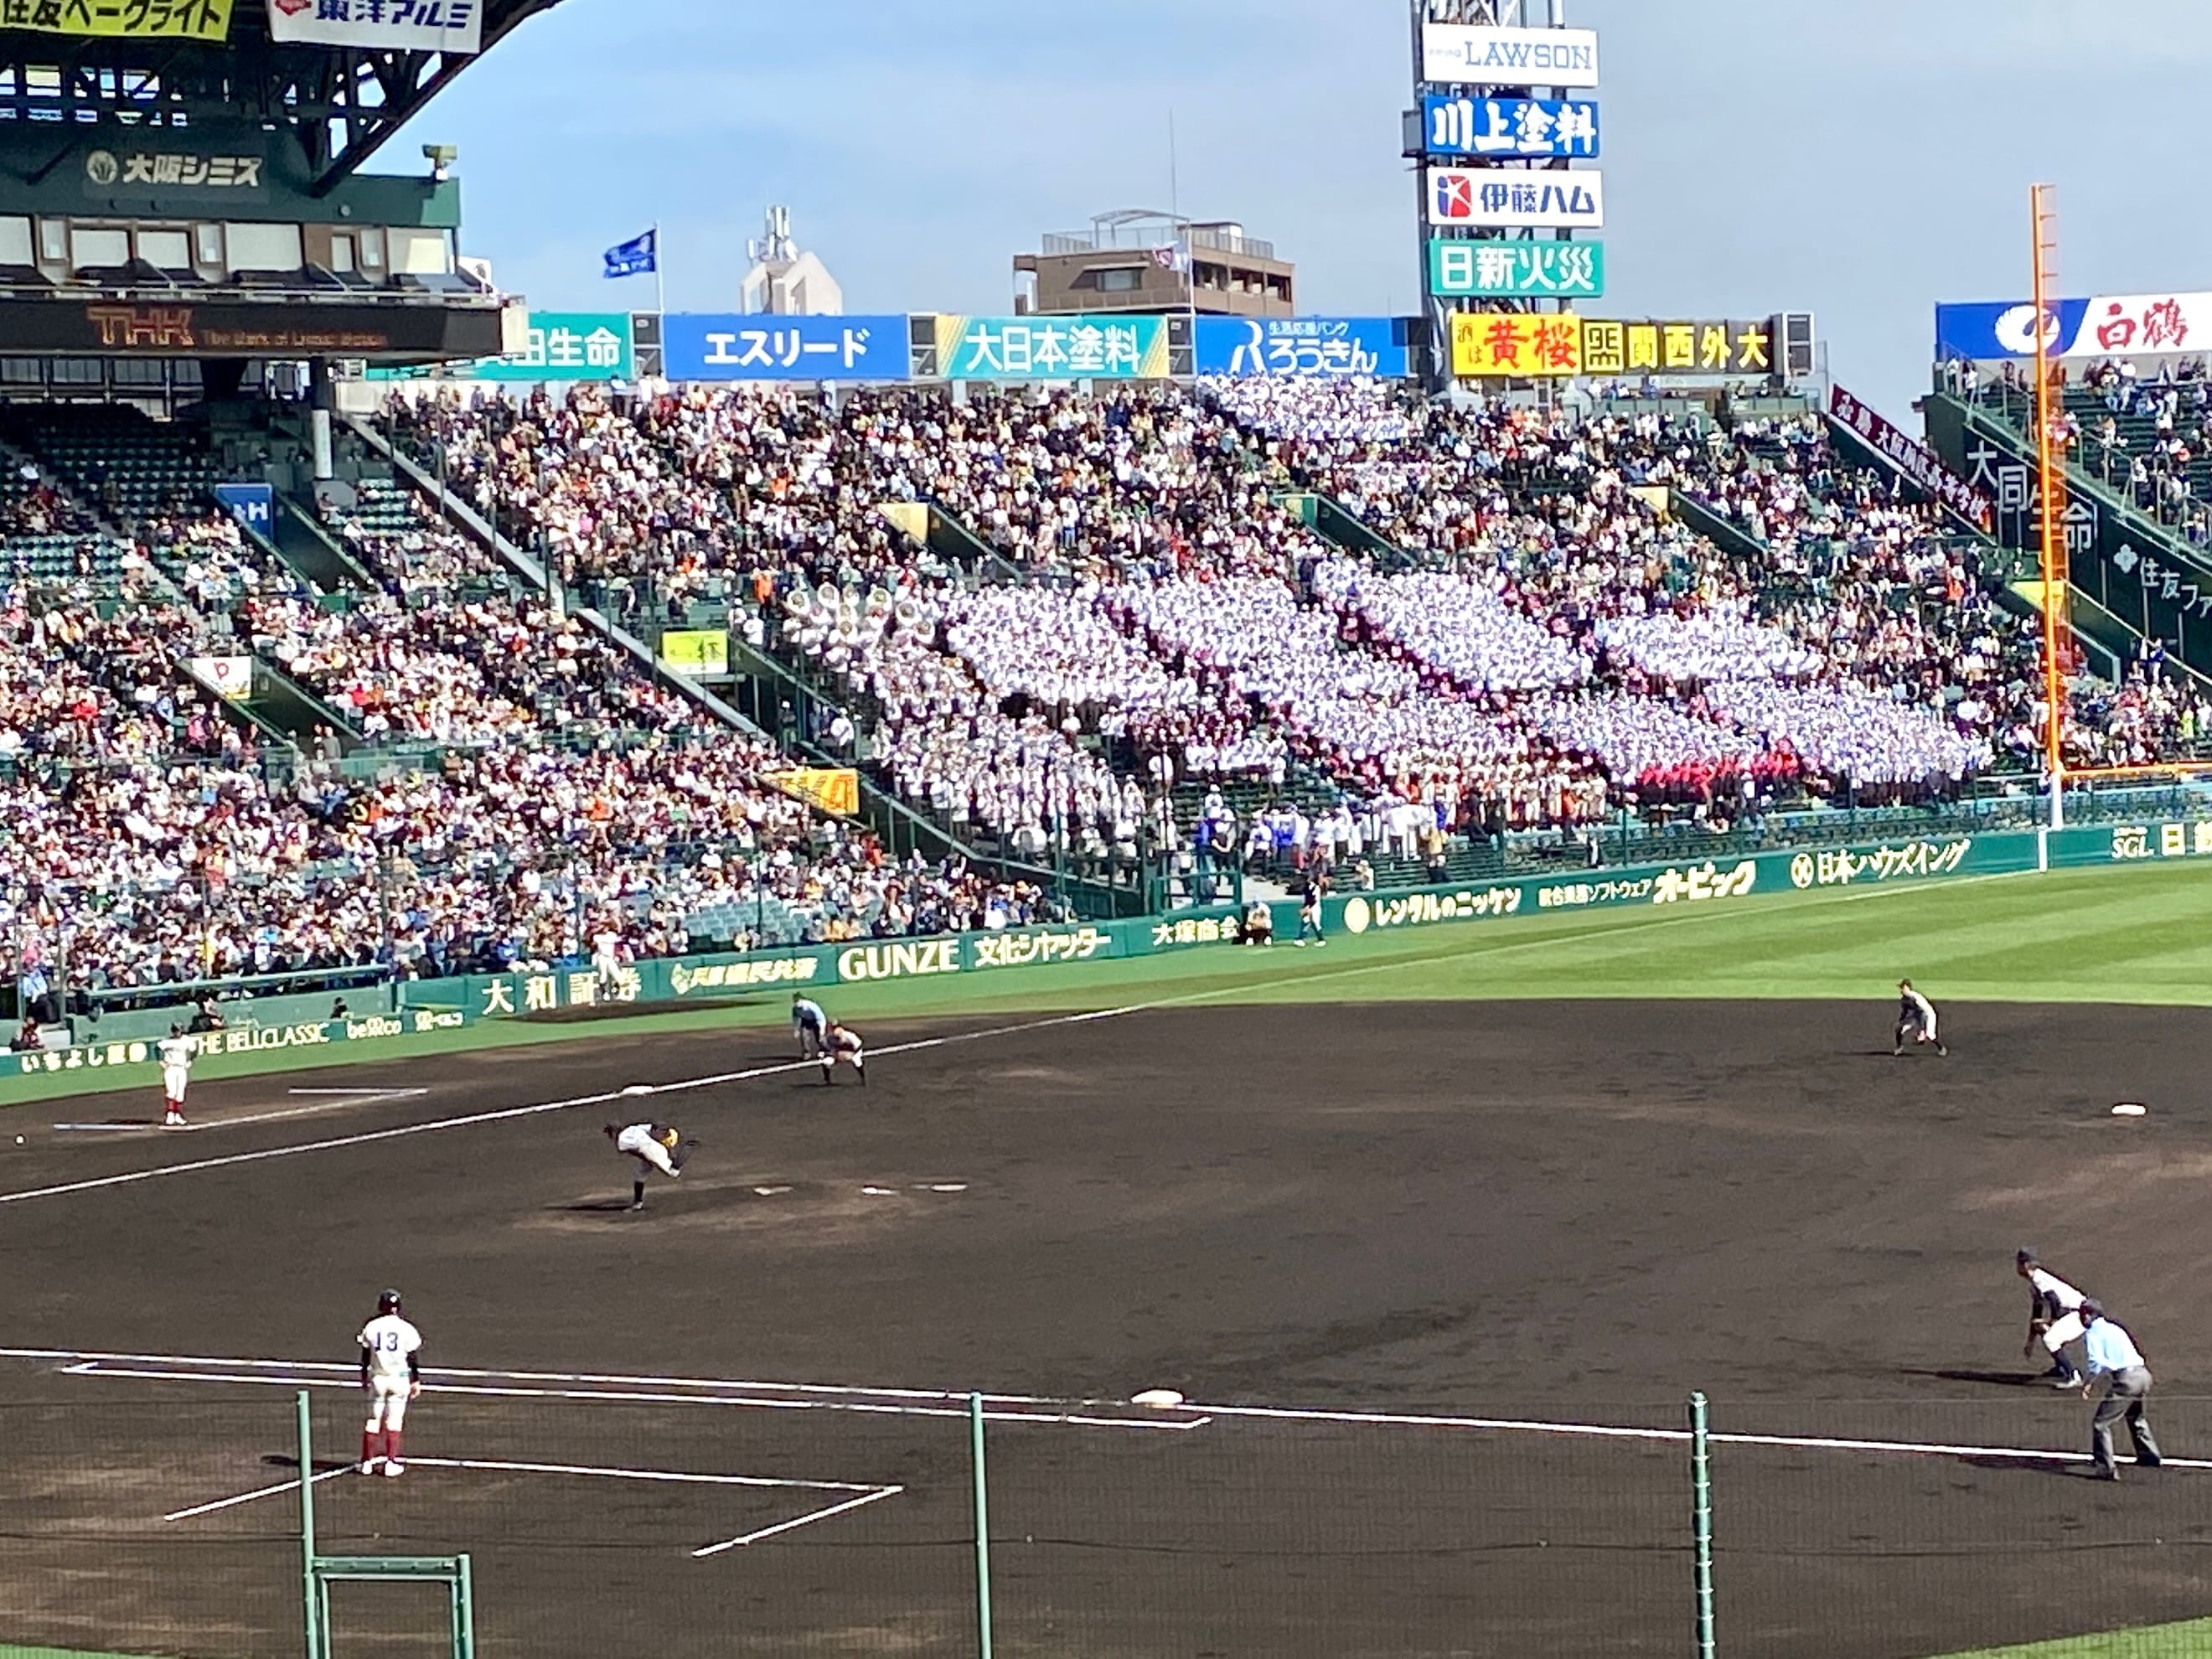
[1429,239,1603,298]
[1428,168,1603,230]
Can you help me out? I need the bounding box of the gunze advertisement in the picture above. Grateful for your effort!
[17,821,2204,1079]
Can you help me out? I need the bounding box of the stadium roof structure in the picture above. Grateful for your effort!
[0,0,565,194]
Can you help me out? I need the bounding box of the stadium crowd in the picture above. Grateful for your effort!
[3,370,2209,1021]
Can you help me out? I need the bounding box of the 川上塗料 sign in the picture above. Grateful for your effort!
[1428,168,1603,230]
[931,314,1171,380]
[1429,240,1603,298]
[1421,24,1600,86]
[1421,95,1599,158]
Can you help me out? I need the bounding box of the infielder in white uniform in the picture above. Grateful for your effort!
[819,1021,866,1086]
[792,994,827,1057]
[357,1289,422,1476]
[606,1121,693,1211]
[1894,980,1946,1057]
[2017,1248,2088,1387]
[157,1025,197,1127]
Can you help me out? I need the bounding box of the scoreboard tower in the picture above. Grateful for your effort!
[1407,0,1597,390]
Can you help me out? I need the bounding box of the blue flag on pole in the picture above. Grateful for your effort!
[603,230,657,279]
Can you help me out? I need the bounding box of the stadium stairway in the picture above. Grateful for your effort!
[1926,387,2212,684]
[1279,488,1425,571]
[347,413,1145,920]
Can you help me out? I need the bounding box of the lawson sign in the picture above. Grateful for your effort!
[1935,292,2210,361]
[1421,24,1600,86]
[1195,318,1409,380]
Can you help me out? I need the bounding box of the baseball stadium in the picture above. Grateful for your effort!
[3,3,2212,1657]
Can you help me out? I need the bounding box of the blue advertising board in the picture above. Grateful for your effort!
[212,482,274,535]
[1421,94,1598,158]
[663,314,909,382]
[1195,317,1410,380]
[1933,299,2089,362]
[1934,292,2210,362]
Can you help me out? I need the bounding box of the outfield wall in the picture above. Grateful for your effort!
[15,817,2209,1090]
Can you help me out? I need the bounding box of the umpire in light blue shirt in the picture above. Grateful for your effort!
[2080,1300,2162,1480]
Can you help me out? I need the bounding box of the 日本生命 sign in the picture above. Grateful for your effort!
[1429,240,1604,298]
[1194,317,1408,380]
[1421,24,1600,86]
[1451,315,1780,380]
[266,0,482,54]
[5,0,231,39]
[662,314,908,382]
[1827,385,1992,528]
[477,312,633,381]
[1934,292,2211,361]
[931,314,1171,380]
[1428,168,1603,230]
[1421,95,1600,158]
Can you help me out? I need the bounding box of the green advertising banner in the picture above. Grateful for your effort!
[370,311,635,382]
[1429,239,1604,299]
[930,313,1172,380]
[23,819,2212,1085]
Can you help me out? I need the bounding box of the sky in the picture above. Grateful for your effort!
[391,0,2212,420]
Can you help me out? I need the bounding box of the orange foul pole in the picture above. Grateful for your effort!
[2030,183,2069,826]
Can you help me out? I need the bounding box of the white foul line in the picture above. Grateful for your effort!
[23,1351,1208,1432]
[12,1345,2193,1473]
[0,1004,1159,1209]
[693,1486,905,1556]
[164,1463,353,1521]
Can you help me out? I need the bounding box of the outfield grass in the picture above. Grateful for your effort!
[5,859,2209,1109]
[1930,1618,2212,1658]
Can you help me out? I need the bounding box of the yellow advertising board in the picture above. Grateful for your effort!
[1450,312,1584,378]
[657,629,730,678]
[768,767,861,819]
[18,0,233,39]
[1450,313,1778,380]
